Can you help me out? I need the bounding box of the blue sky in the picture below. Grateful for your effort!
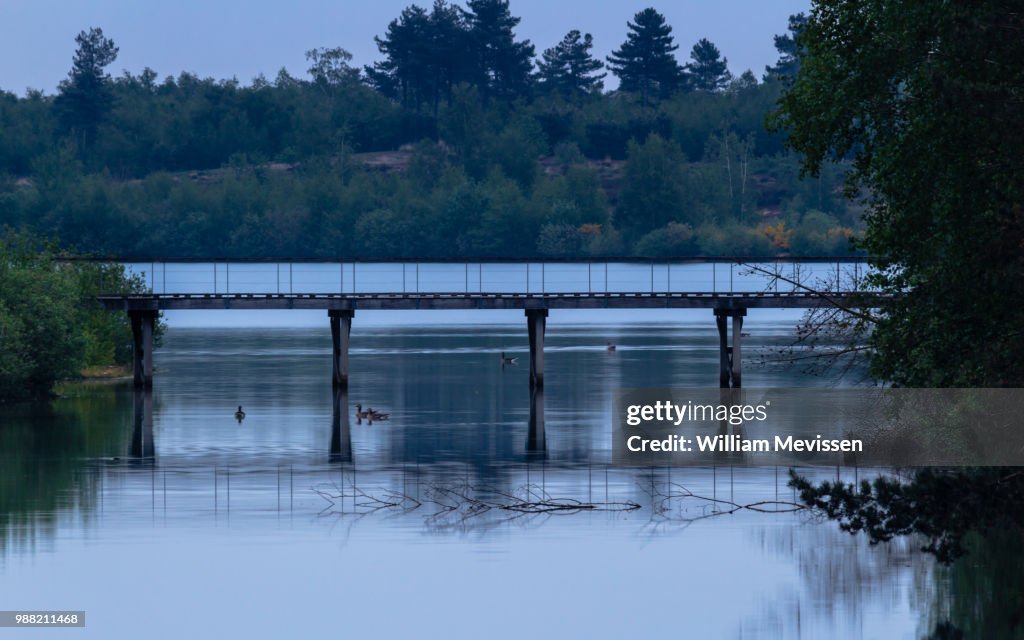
[0,1,809,95]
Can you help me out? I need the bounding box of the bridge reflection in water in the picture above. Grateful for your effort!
[129,385,548,464]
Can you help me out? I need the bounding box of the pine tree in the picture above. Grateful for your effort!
[463,0,535,102]
[54,27,119,154]
[687,38,732,92]
[537,30,605,101]
[764,13,808,82]
[606,8,683,107]
[366,2,471,115]
[365,5,434,110]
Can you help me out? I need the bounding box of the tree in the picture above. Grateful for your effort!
[306,47,361,96]
[686,38,731,92]
[366,2,470,116]
[617,134,688,238]
[365,5,433,109]
[537,30,606,101]
[769,1,1024,387]
[463,0,535,102]
[54,27,119,154]
[764,13,808,82]
[606,8,683,107]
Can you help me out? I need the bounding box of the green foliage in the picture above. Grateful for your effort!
[54,27,118,155]
[537,31,606,101]
[763,13,807,83]
[464,0,536,102]
[606,8,684,107]
[0,8,863,259]
[618,134,688,238]
[0,230,152,402]
[634,222,695,256]
[770,1,1024,386]
[686,38,732,92]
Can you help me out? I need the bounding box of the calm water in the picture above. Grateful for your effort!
[0,308,998,639]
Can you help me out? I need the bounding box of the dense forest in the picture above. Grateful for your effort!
[0,5,859,258]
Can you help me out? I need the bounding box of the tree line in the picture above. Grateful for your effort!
[0,4,858,257]
[0,231,154,402]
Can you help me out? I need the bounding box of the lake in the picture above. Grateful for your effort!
[0,262,990,639]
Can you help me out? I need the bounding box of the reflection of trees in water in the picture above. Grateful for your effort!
[750,520,928,638]
[0,384,133,557]
[922,531,1024,640]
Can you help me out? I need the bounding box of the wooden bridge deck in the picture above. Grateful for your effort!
[98,291,889,312]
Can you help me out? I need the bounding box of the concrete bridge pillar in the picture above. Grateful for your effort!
[329,309,354,387]
[714,308,747,388]
[129,310,158,389]
[525,308,548,388]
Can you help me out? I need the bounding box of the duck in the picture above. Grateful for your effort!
[500,351,518,365]
[355,404,372,420]
[606,341,617,352]
[369,409,390,421]
[235,405,246,422]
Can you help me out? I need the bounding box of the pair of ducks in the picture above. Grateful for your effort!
[501,342,615,364]
[355,404,389,421]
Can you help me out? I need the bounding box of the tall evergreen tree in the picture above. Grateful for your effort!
[606,8,683,107]
[425,1,471,112]
[366,5,434,110]
[687,38,732,92]
[54,27,119,154]
[537,30,605,101]
[366,2,471,116]
[463,0,535,102]
[764,13,808,82]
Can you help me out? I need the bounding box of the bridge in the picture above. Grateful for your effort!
[93,257,887,391]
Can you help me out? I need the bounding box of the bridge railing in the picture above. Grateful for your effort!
[95,258,876,297]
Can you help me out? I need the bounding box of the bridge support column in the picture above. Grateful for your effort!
[714,308,746,388]
[526,308,548,388]
[129,310,158,389]
[329,309,354,387]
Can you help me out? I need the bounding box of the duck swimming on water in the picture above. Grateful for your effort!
[235,405,246,422]
[501,352,518,365]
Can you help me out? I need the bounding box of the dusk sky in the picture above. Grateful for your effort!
[0,1,809,95]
